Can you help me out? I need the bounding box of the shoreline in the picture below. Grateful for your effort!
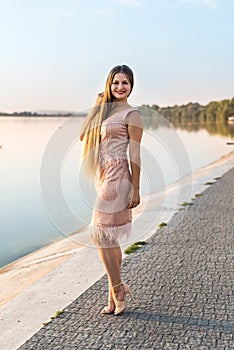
[0,228,88,307]
[1,150,234,306]
[0,150,234,350]
[18,161,234,349]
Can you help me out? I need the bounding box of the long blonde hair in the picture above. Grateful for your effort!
[80,65,134,175]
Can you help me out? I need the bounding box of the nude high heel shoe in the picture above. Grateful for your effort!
[100,299,115,315]
[112,282,137,315]
[100,288,115,314]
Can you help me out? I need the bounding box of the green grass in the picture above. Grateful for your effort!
[53,310,64,318]
[43,310,64,326]
[124,241,148,254]
[158,222,167,228]
[205,181,215,185]
[180,201,193,207]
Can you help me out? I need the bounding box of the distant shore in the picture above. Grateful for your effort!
[0,113,86,117]
[1,96,234,122]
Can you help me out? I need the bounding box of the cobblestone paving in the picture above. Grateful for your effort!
[19,168,234,349]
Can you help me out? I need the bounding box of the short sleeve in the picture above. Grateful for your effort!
[124,108,143,130]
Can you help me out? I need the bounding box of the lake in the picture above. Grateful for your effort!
[0,114,233,268]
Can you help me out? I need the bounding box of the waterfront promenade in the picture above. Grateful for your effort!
[18,166,234,349]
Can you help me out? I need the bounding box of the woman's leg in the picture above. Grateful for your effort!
[117,245,122,268]
[96,245,121,287]
[95,241,125,311]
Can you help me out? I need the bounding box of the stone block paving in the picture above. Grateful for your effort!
[19,168,234,349]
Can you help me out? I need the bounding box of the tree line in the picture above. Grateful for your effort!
[0,111,72,117]
[140,97,234,124]
[1,97,234,123]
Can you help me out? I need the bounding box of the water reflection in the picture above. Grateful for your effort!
[0,114,233,268]
[140,106,234,139]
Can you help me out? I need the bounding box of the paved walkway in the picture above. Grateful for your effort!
[19,167,234,350]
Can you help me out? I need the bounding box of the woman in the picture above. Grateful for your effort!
[80,64,143,315]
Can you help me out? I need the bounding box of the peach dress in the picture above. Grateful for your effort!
[91,107,139,243]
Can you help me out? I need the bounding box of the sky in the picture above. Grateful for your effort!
[0,0,234,113]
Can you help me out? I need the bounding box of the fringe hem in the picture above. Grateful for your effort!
[90,222,132,243]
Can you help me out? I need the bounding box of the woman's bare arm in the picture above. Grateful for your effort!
[126,111,143,208]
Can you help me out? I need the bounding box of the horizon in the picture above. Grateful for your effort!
[1,96,233,115]
[1,0,234,112]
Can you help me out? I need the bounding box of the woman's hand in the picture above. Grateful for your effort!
[127,187,140,209]
[95,92,104,105]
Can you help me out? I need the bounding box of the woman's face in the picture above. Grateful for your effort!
[110,73,131,102]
